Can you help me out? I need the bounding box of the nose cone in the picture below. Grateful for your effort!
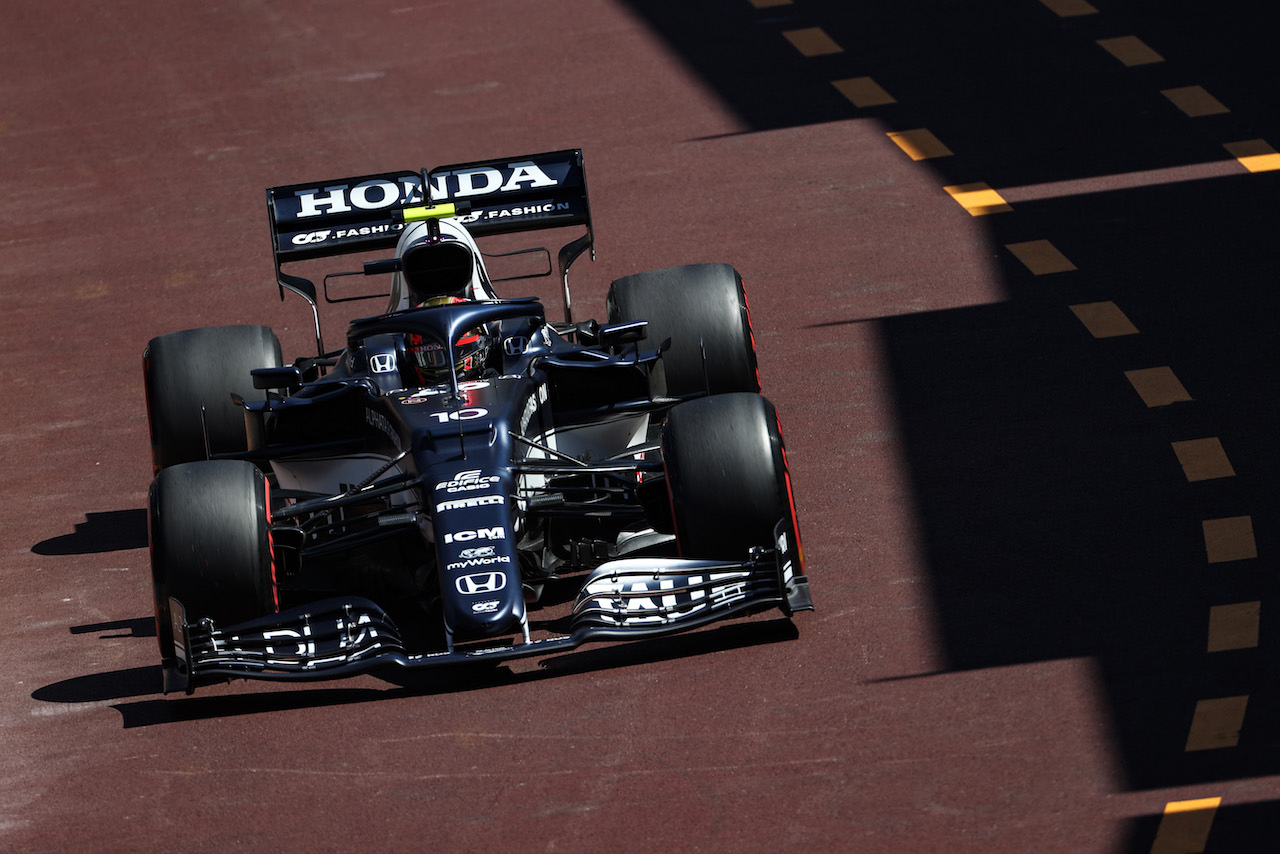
[445,560,525,639]
[428,465,524,641]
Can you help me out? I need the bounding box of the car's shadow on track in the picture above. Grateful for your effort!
[31,508,148,555]
[32,617,799,729]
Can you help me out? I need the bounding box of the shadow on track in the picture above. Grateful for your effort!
[619,2,1280,838]
[31,508,148,555]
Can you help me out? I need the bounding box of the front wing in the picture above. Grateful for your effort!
[162,523,812,694]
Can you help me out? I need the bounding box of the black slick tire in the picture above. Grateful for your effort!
[661,392,798,559]
[143,325,282,471]
[150,459,278,663]
[606,263,759,397]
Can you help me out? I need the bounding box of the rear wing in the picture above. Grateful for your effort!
[267,150,593,350]
[267,148,591,286]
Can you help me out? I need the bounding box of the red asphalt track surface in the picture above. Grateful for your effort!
[4,2,1279,852]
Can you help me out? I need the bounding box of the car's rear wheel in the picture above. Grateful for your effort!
[661,392,799,559]
[150,459,278,663]
[143,324,282,471]
[606,263,759,397]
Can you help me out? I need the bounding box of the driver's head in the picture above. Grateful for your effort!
[404,296,490,384]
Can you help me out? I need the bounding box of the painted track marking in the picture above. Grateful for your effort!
[886,129,952,161]
[1170,438,1236,482]
[1161,86,1230,117]
[1150,798,1221,854]
[1124,367,1192,408]
[1184,696,1249,751]
[1207,602,1261,652]
[1006,240,1076,275]
[1069,301,1139,338]
[1097,36,1165,67]
[1201,516,1256,564]
[943,183,1012,216]
[831,77,896,108]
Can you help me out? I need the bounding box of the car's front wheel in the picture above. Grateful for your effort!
[150,459,278,667]
[660,392,800,560]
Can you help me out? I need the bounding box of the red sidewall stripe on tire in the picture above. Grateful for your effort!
[264,476,280,613]
[777,416,805,574]
[740,278,762,392]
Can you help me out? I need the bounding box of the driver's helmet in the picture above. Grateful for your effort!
[404,296,490,384]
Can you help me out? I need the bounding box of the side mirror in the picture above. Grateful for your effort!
[362,258,403,276]
[252,366,304,391]
[597,320,648,348]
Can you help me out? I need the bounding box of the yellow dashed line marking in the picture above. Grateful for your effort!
[832,77,896,107]
[1006,240,1076,275]
[1069,302,1139,338]
[784,27,842,57]
[1171,438,1236,482]
[1124,367,1192,407]
[1097,36,1164,67]
[1150,798,1221,854]
[1039,0,1098,17]
[886,128,953,161]
[1208,602,1261,652]
[1202,515,1256,563]
[1223,139,1280,173]
[1162,86,1230,117]
[1185,696,1248,751]
[943,183,1012,216]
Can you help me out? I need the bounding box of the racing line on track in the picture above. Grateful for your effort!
[752,0,1276,850]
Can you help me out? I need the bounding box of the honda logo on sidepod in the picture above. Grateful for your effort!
[456,572,507,595]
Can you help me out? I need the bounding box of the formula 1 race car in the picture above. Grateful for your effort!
[143,149,810,694]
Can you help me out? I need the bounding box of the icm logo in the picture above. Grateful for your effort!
[456,572,507,595]
[370,353,396,373]
[443,527,505,545]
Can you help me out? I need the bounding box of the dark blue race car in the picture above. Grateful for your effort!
[143,149,811,694]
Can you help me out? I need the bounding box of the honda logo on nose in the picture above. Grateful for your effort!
[456,571,507,595]
[370,353,396,373]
